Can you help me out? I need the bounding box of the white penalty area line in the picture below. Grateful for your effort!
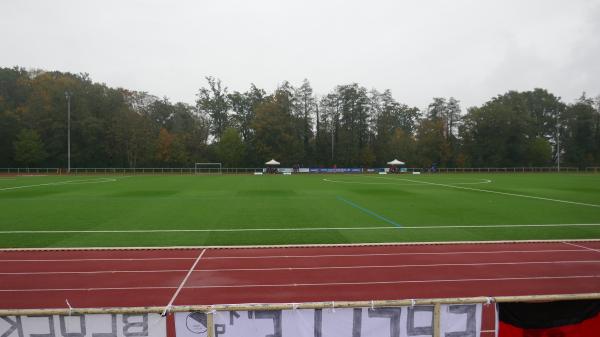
[2,223,600,234]
[377,176,600,208]
[2,259,600,275]
[3,275,599,293]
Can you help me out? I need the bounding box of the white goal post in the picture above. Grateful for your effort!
[194,162,222,174]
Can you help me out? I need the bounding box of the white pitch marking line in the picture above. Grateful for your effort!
[0,249,594,262]
[323,177,492,186]
[376,176,600,208]
[2,223,600,234]
[2,275,598,293]
[2,260,599,275]
[162,249,206,315]
[562,241,600,254]
[0,178,116,191]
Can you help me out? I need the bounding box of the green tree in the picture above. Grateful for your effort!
[460,91,535,166]
[216,128,245,167]
[252,90,302,164]
[155,128,174,164]
[416,118,451,167]
[563,94,597,167]
[526,137,552,166]
[372,89,419,165]
[196,77,230,141]
[293,79,316,163]
[14,129,47,166]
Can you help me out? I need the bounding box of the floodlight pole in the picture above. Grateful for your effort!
[331,126,334,161]
[332,100,340,163]
[65,91,71,173]
[556,111,561,172]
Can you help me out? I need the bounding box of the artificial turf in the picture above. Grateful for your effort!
[0,173,599,248]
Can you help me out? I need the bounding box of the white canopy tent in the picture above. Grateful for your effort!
[265,159,280,165]
[387,159,405,166]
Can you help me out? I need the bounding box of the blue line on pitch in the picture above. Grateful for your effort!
[336,196,402,228]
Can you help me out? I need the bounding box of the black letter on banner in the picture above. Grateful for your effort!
[122,315,148,337]
[229,312,240,325]
[59,316,85,337]
[352,308,362,337]
[253,311,282,337]
[444,305,476,337]
[407,306,433,336]
[1,316,23,337]
[214,325,226,337]
[28,316,55,337]
[367,308,401,337]
[92,315,117,337]
[313,309,322,337]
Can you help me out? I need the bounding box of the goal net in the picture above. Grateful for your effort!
[194,163,222,174]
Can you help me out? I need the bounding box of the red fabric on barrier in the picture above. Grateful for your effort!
[498,312,600,337]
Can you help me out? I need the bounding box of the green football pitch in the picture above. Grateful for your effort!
[0,173,599,248]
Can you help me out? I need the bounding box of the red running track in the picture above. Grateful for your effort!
[1,241,600,335]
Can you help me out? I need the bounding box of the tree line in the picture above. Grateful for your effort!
[1,67,599,169]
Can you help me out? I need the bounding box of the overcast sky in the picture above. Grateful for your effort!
[1,0,599,110]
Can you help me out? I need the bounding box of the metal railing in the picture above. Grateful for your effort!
[0,166,586,175]
[0,168,60,174]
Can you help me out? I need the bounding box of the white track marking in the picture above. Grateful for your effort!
[1,249,594,262]
[562,241,600,254]
[3,275,597,292]
[0,269,188,275]
[0,257,198,262]
[1,223,600,234]
[323,177,492,186]
[0,178,116,191]
[184,275,600,289]
[0,286,176,292]
[376,176,600,208]
[2,260,599,275]
[162,249,206,315]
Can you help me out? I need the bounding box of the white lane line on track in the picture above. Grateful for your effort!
[0,178,117,191]
[162,249,206,315]
[2,275,598,292]
[185,275,600,289]
[0,257,198,262]
[562,241,600,254]
[2,223,600,234]
[376,176,600,208]
[2,260,600,275]
[0,249,594,262]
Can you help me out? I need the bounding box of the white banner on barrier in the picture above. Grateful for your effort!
[440,304,482,337]
[0,313,166,337]
[175,304,482,337]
